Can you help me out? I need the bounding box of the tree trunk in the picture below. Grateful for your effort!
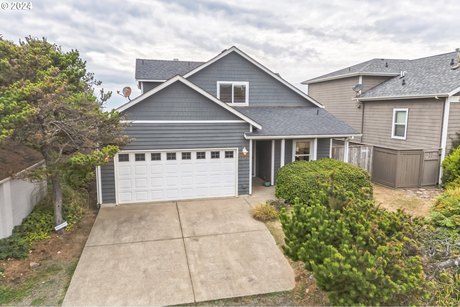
[51,176,64,235]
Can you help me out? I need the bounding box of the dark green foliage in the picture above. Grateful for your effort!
[441,146,460,188]
[449,131,460,153]
[276,159,372,204]
[0,187,84,260]
[280,187,426,305]
[432,187,460,232]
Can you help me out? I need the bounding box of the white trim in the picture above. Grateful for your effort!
[312,138,318,161]
[292,139,314,162]
[356,94,449,101]
[121,120,247,124]
[344,139,350,163]
[216,81,249,106]
[439,97,453,183]
[245,133,361,140]
[183,46,324,108]
[303,72,400,84]
[96,166,102,204]
[113,154,119,205]
[253,140,257,177]
[118,147,238,153]
[249,125,253,195]
[448,86,460,96]
[116,75,262,129]
[391,108,408,140]
[280,139,285,167]
[136,79,166,82]
[271,140,275,186]
[329,138,333,158]
[140,82,144,93]
[235,147,239,197]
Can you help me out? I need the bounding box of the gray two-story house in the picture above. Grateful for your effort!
[96,47,358,205]
[303,50,460,188]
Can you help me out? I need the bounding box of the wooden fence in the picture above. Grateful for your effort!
[332,144,373,174]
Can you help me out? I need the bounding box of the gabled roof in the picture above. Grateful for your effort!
[117,75,262,129]
[359,51,460,100]
[235,106,359,139]
[303,58,409,84]
[182,46,324,108]
[135,59,204,81]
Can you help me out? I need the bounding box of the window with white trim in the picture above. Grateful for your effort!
[294,141,311,161]
[217,81,248,105]
[392,109,408,139]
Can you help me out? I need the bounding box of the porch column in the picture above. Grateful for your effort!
[344,138,350,163]
[280,139,285,167]
[312,138,318,160]
[249,138,253,195]
[271,140,275,186]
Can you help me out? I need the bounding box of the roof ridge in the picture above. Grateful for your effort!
[409,50,457,62]
[136,58,205,63]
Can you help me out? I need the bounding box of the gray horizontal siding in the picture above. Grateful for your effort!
[447,100,460,151]
[124,82,240,121]
[188,52,313,107]
[362,98,443,150]
[317,138,331,159]
[141,81,162,93]
[284,140,293,164]
[101,162,115,204]
[274,140,281,182]
[100,122,251,203]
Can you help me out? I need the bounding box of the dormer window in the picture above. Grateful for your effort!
[217,81,249,105]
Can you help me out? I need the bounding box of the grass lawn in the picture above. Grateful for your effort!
[0,209,96,306]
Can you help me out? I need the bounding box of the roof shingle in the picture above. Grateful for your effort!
[135,59,204,80]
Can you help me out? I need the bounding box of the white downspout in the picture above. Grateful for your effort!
[439,97,453,183]
[344,138,350,163]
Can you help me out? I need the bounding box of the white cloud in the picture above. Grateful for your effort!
[1,0,458,109]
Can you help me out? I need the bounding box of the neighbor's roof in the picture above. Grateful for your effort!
[235,106,359,138]
[303,58,409,84]
[0,141,43,181]
[359,51,460,99]
[135,59,205,80]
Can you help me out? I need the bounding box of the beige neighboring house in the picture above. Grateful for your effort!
[303,49,460,188]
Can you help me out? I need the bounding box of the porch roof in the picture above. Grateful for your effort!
[234,106,359,139]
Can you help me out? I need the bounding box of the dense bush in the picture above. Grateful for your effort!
[441,146,460,188]
[251,203,279,222]
[0,186,84,260]
[280,186,426,305]
[276,159,372,204]
[431,187,460,232]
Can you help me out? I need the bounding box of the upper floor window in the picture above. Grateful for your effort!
[392,108,408,140]
[217,81,249,105]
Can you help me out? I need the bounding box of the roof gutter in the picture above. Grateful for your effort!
[244,133,362,140]
[355,93,450,102]
[302,72,400,85]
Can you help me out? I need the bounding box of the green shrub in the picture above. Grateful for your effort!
[441,146,460,188]
[280,186,426,305]
[432,187,460,232]
[0,186,85,260]
[276,159,372,204]
[251,203,279,222]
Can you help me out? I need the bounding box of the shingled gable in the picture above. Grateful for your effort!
[116,75,262,129]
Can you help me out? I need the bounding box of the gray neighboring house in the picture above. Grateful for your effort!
[96,46,358,205]
[303,49,460,188]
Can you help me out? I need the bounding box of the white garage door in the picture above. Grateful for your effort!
[115,149,238,204]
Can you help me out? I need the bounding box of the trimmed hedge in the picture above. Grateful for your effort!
[276,159,372,203]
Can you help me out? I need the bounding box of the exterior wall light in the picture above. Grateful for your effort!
[242,147,248,156]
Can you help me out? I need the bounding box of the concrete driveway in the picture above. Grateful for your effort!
[63,198,294,306]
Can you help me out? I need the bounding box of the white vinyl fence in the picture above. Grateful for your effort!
[0,161,47,239]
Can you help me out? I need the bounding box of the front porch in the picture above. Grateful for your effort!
[249,137,351,189]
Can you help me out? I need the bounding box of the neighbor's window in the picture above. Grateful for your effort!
[217,81,248,104]
[392,109,408,139]
[294,141,311,161]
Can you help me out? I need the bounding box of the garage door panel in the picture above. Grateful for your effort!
[115,149,237,204]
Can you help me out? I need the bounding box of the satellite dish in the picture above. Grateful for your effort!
[352,83,363,93]
[122,86,132,98]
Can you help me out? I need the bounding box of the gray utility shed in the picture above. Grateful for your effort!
[372,146,440,188]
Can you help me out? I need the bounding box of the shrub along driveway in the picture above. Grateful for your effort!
[62,198,294,306]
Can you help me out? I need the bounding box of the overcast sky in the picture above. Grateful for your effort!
[1,0,458,109]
